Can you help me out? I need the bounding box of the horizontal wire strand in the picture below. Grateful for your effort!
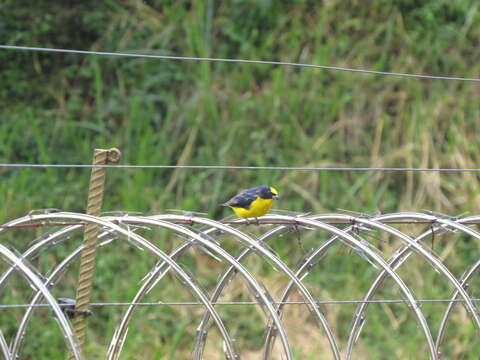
[1,45,480,82]
[0,298,479,309]
[2,218,480,229]
[2,164,480,172]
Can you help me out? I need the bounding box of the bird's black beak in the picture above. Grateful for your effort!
[273,195,279,200]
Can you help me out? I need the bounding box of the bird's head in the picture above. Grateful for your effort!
[269,187,279,200]
[258,186,279,200]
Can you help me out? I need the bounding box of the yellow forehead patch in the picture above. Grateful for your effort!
[269,187,279,195]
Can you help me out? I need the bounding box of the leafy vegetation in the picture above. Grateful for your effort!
[1,0,480,358]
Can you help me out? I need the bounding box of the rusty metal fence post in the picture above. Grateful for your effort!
[70,148,121,358]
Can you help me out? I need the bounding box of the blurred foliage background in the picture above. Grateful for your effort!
[1,0,480,359]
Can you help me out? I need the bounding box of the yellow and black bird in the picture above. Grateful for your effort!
[222,185,279,218]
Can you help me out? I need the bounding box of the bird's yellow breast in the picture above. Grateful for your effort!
[229,197,273,218]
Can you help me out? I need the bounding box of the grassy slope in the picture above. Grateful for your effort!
[1,0,480,358]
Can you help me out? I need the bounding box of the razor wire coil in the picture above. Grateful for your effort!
[1,212,479,360]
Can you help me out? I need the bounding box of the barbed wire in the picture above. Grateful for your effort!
[1,212,477,358]
[1,45,480,82]
[2,163,480,172]
[2,218,480,229]
[0,298,479,310]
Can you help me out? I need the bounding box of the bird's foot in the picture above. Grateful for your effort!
[246,217,260,225]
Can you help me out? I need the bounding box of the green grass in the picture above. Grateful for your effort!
[1,0,480,358]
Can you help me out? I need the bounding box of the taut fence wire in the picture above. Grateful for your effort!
[2,45,480,82]
[4,163,480,172]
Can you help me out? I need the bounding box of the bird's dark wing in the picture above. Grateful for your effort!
[223,188,259,209]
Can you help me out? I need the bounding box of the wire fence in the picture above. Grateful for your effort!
[1,211,480,360]
[2,45,480,359]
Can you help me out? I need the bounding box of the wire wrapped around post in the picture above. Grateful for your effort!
[70,148,121,358]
